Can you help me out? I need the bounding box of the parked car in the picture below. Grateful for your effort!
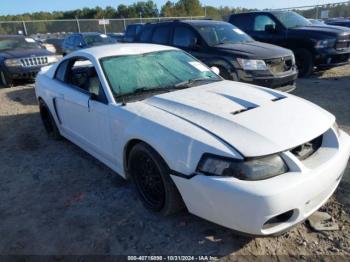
[122,23,144,42]
[35,43,350,236]
[62,32,116,55]
[325,19,350,28]
[135,20,298,92]
[43,38,64,54]
[229,11,350,76]
[0,35,60,87]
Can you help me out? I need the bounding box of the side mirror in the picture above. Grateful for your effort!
[210,66,220,75]
[89,93,99,101]
[265,24,276,33]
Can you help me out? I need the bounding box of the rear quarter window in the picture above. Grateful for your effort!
[229,14,253,32]
[151,26,171,45]
[139,26,153,42]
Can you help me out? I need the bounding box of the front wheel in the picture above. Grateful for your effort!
[294,49,314,77]
[0,71,13,88]
[128,143,184,216]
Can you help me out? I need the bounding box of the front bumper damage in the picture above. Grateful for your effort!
[171,128,350,236]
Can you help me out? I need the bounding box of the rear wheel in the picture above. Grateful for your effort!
[39,100,62,140]
[294,49,314,77]
[128,143,184,216]
[0,71,13,88]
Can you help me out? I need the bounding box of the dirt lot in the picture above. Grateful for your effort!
[0,66,350,259]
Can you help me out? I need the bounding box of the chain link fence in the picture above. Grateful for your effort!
[271,1,350,19]
[0,16,205,37]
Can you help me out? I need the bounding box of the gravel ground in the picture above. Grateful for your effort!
[0,66,350,258]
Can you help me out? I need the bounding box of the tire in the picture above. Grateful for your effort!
[217,66,238,81]
[294,49,314,77]
[39,100,62,140]
[0,71,13,88]
[128,142,184,216]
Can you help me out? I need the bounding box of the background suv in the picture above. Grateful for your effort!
[135,20,298,92]
[229,11,350,76]
[0,35,59,87]
[62,32,116,55]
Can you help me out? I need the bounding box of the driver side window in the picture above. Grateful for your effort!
[54,58,107,104]
[173,26,197,48]
[254,15,276,32]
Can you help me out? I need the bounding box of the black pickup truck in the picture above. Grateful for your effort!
[229,11,350,76]
[135,20,298,92]
[0,35,59,87]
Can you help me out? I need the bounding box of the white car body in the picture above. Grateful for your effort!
[35,44,350,236]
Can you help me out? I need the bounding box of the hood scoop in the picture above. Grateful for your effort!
[231,106,257,115]
[272,96,286,102]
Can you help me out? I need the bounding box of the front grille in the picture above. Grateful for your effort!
[265,56,293,74]
[336,34,350,50]
[291,135,323,161]
[20,56,48,67]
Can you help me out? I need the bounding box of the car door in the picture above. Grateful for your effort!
[249,14,286,46]
[172,25,216,66]
[53,57,114,162]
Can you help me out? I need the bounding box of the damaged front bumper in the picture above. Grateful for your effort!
[171,128,350,236]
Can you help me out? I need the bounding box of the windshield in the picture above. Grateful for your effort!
[83,34,115,46]
[273,11,312,28]
[195,23,253,46]
[101,50,221,100]
[0,37,40,51]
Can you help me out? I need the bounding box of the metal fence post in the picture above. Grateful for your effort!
[22,21,28,35]
[76,17,81,32]
[103,17,107,34]
[123,18,126,31]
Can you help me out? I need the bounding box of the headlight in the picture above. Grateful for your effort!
[4,58,21,67]
[332,121,340,136]
[315,38,336,49]
[47,55,61,64]
[197,154,288,181]
[237,58,268,70]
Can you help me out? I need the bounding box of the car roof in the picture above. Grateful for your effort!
[73,43,177,59]
[146,19,228,27]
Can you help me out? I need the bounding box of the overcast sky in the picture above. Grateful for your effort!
[0,0,344,15]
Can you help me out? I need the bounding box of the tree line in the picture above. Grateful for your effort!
[0,0,349,35]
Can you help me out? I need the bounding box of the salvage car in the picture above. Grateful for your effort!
[35,44,350,236]
[136,20,298,92]
[229,11,350,76]
[0,35,61,87]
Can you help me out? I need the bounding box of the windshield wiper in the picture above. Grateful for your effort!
[175,77,221,88]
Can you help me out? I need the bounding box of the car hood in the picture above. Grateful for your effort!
[144,81,334,157]
[288,25,350,37]
[214,41,292,59]
[0,48,54,59]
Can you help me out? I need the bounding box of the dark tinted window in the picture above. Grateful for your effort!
[173,26,196,48]
[139,26,153,42]
[195,23,252,46]
[73,35,82,46]
[152,26,171,44]
[55,60,69,81]
[229,15,253,31]
[254,15,276,31]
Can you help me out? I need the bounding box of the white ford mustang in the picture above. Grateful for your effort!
[35,44,350,236]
